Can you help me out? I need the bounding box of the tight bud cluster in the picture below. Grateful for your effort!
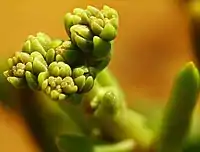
[3,5,119,101]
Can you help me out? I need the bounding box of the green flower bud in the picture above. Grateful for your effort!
[6,56,29,78]
[7,58,14,68]
[41,79,49,90]
[49,80,56,88]
[48,61,72,78]
[50,90,60,100]
[38,71,49,87]
[22,33,51,55]
[101,91,119,114]
[46,48,56,64]
[25,62,33,72]
[48,62,59,76]
[32,58,48,74]
[12,56,19,65]
[72,34,93,53]
[102,5,118,20]
[7,77,26,89]
[22,40,32,54]
[25,71,39,90]
[99,23,117,41]
[82,76,94,92]
[56,85,62,93]
[3,70,10,77]
[54,40,78,64]
[92,36,111,59]
[52,66,60,77]
[48,76,55,84]
[56,54,64,62]
[72,67,85,78]
[71,25,93,40]
[73,8,84,15]
[50,39,63,49]
[70,25,93,52]
[63,85,78,94]
[14,69,25,78]
[109,18,118,29]
[72,15,82,25]
[72,66,94,93]
[74,75,85,92]
[61,76,78,94]
[30,51,47,66]
[58,93,67,101]
[64,13,76,34]
[58,62,72,77]
[36,32,51,50]
[49,66,59,77]
[90,17,104,36]
[16,63,26,70]
[48,62,57,71]
[45,86,51,95]
[94,90,120,117]
[55,76,62,85]
[17,52,33,63]
[29,37,46,57]
[60,40,76,50]
[73,8,89,24]
[30,51,43,59]
[87,6,104,19]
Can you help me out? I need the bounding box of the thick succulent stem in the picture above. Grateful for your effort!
[81,81,153,149]
[17,89,82,152]
[157,62,200,152]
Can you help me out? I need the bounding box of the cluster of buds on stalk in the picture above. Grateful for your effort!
[64,5,118,71]
[3,5,119,101]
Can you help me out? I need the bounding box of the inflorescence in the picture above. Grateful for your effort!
[3,5,119,101]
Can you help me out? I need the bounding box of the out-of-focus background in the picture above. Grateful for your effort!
[0,0,196,151]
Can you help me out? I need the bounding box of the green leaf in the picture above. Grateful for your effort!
[157,62,200,152]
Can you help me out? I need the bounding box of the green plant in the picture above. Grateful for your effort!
[0,4,200,152]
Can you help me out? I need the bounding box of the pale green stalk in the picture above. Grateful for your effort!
[81,81,154,149]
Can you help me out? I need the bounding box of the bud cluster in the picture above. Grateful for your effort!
[3,5,119,101]
[64,5,119,71]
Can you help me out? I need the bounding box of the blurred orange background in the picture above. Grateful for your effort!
[0,0,195,151]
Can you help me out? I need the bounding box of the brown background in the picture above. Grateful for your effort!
[0,0,195,151]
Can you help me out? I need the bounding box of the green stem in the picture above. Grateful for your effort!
[17,89,82,152]
[81,81,154,149]
[96,68,125,98]
[96,68,119,87]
